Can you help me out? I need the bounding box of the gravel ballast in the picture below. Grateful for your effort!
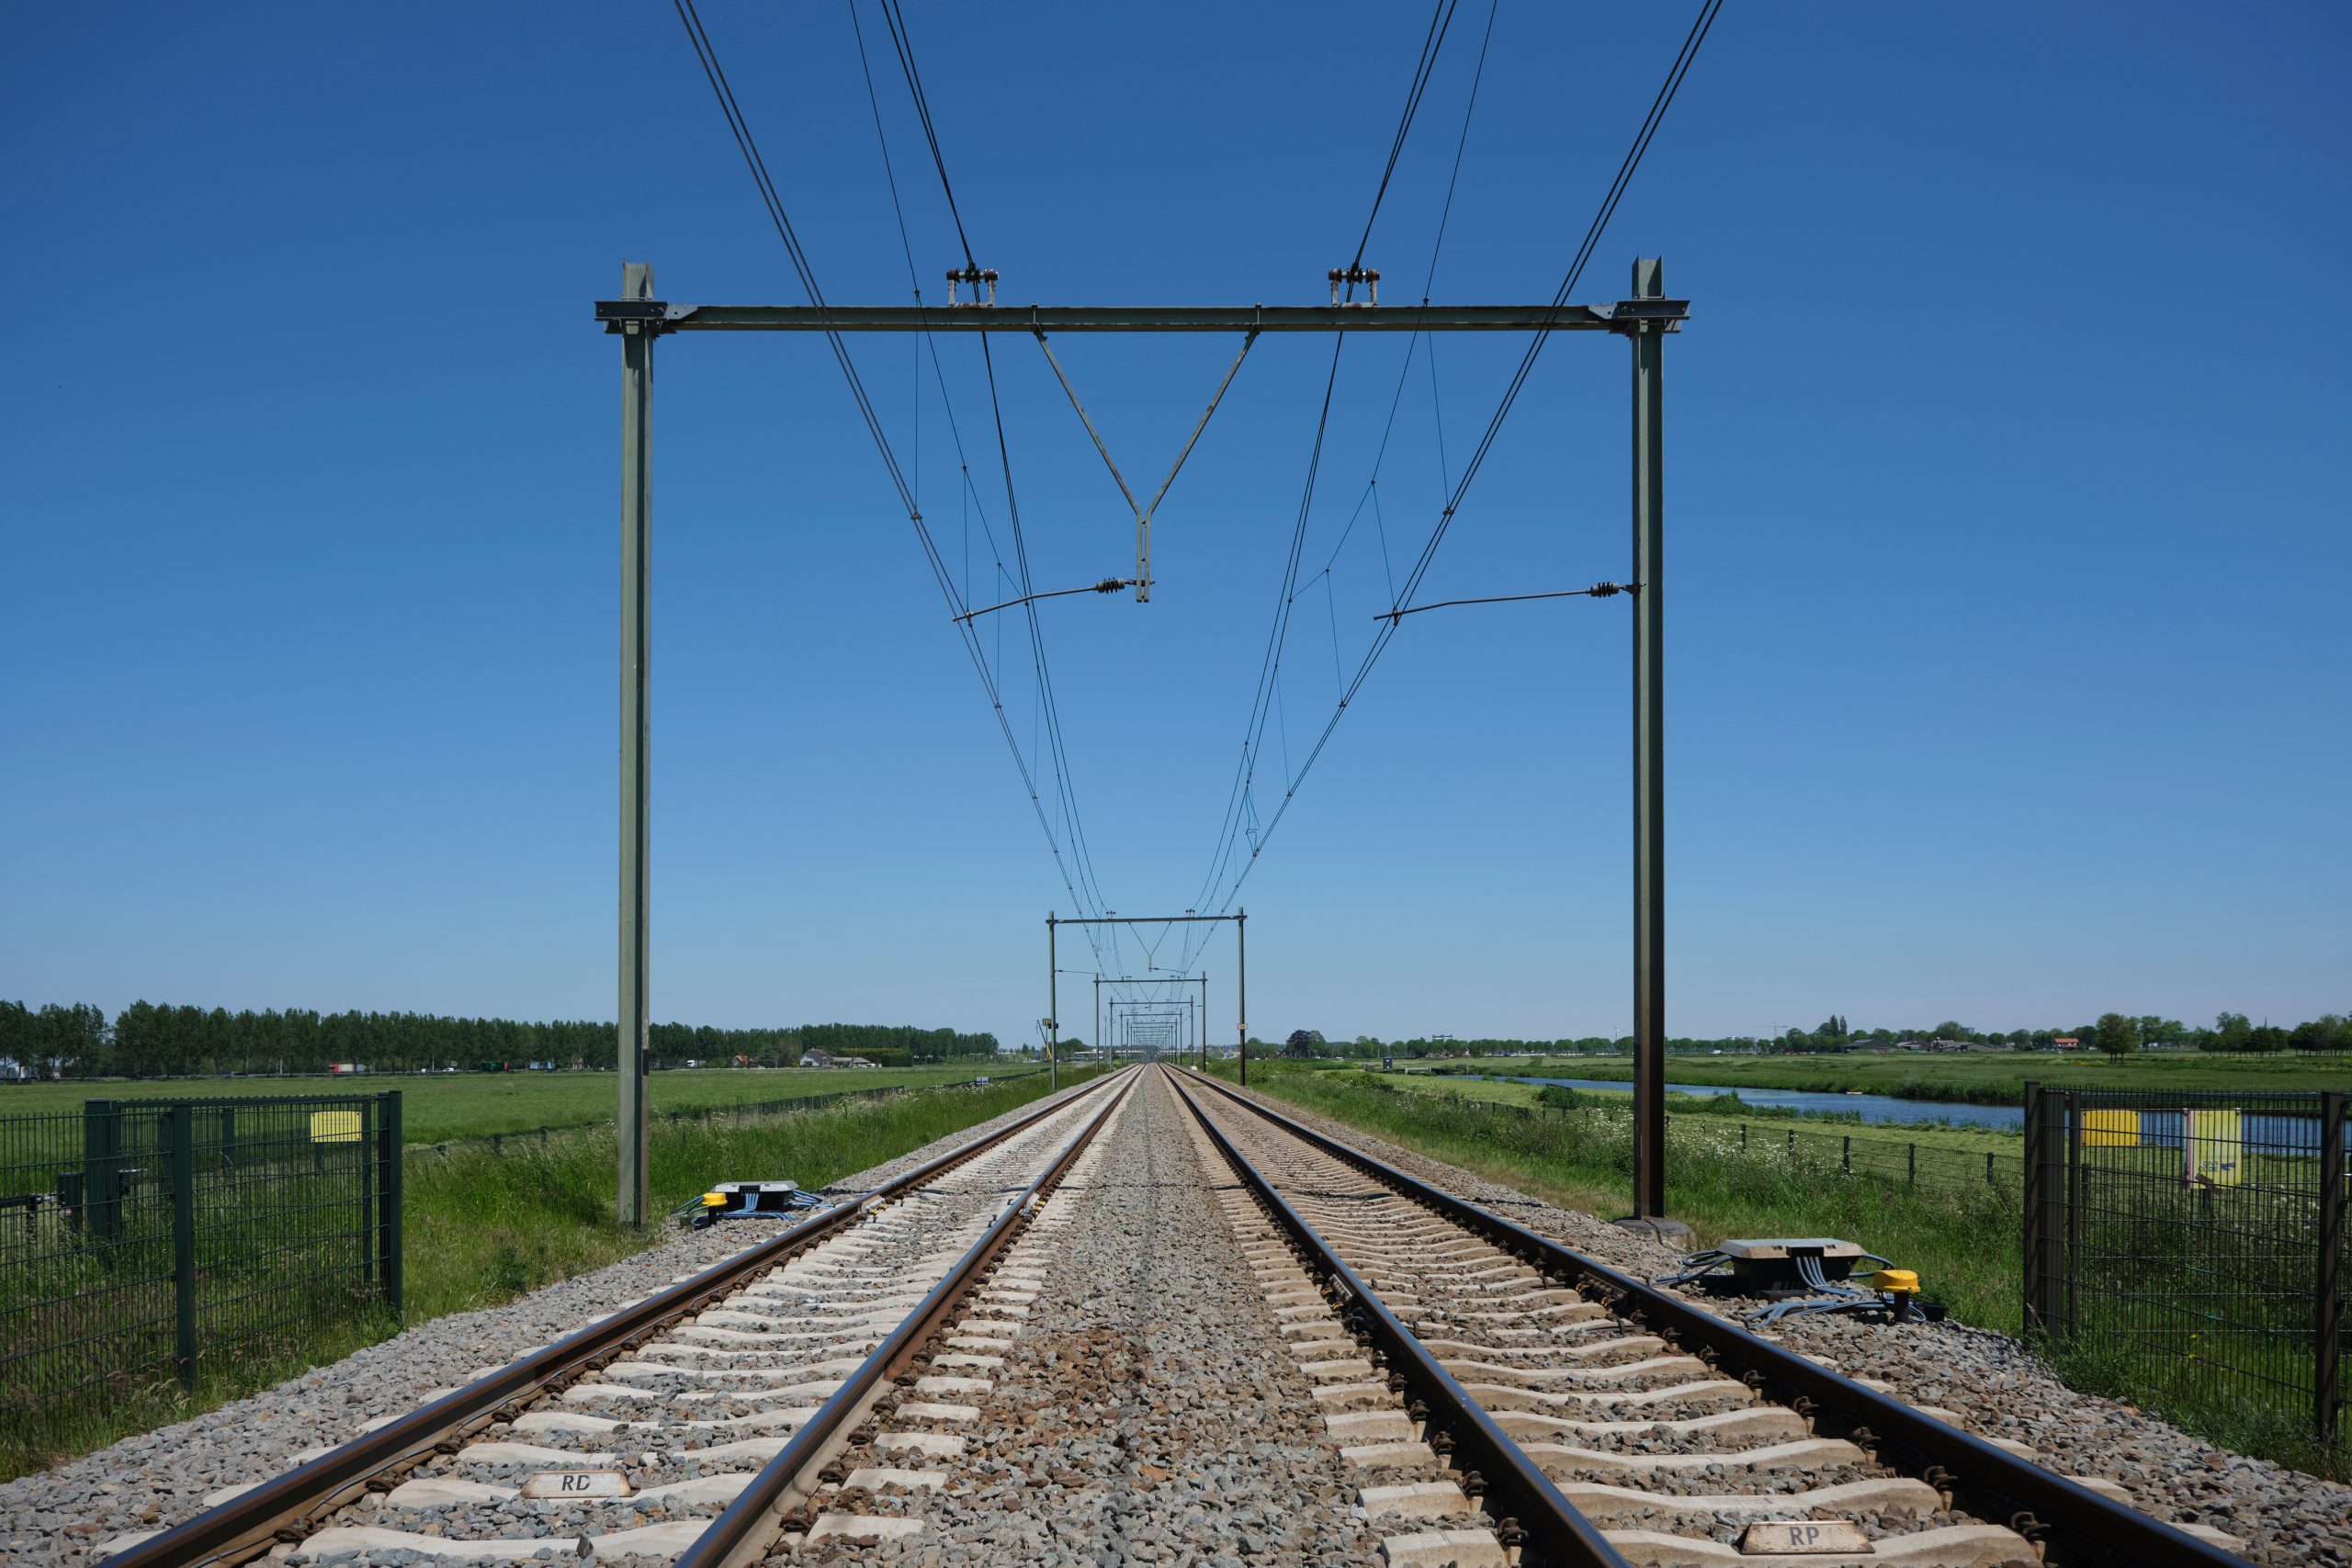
[0,1075,1110,1568]
[799,1067,1379,1566]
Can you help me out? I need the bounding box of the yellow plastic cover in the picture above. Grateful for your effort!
[700,1192,728,1207]
[2185,1108,2245,1187]
[310,1111,363,1145]
[1871,1269,1919,1293]
[2082,1108,2140,1146]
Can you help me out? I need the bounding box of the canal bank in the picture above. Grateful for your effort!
[1396,1048,2352,1117]
[1496,1075,2024,1128]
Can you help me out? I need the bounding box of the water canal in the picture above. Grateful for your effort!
[1477,1076,2334,1154]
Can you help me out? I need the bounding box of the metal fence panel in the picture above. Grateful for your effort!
[0,1092,400,1450]
[2023,1081,2346,1449]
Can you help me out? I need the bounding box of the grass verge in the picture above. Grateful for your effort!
[1381,1070,2026,1156]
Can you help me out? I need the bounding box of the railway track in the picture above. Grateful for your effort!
[1165,1066,2253,1568]
[83,1063,2270,1568]
[98,1067,1136,1568]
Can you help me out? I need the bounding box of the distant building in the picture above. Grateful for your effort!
[2052,1036,2082,1050]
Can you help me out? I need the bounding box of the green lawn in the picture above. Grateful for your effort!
[0,1064,1031,1145]
[1400,1049,2352,1107]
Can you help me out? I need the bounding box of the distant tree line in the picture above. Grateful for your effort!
[1264,1010,2351,1062]
[0,1001,999,1079]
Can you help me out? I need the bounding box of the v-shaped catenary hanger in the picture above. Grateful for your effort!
[1030,328,1259,603]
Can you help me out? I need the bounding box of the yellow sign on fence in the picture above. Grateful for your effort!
[311,1111,363,1145]
[2184,1108,2244,1187]
[2082,1109,2139,1146]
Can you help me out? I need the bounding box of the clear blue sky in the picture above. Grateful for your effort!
[6,3,2346,1049]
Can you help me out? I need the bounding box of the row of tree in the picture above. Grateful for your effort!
[0,1001,998,1079]
[2084,1011,2352,1056]
[1264,1010,2351,1060]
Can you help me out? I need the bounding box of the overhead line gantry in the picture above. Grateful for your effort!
[1094,975,1212,1071]
[598,276,1686,1228]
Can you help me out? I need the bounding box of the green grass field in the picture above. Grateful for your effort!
[0,1063,1028,1144]
[1402,1049,2352,1107]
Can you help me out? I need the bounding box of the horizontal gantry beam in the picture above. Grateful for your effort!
[595,300,1689,335]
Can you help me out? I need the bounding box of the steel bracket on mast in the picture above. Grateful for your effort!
[599,298,676,335]
[1596,297,1690,333]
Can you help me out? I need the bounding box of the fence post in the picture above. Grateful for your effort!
[1741,1123,1748,1153]
[379,1091,403,1316]
[2064,1089,2083,1335]
[1908,1144,1917,1185]
[2318,1090,2345,1444]
[2023,1082,2063,1337]
[83,1099,121,1242]
[1986,1150,1995,1185]
[360,1096,376,1289]
[1842,1135,1850,1174]
[167,1103,197,1390]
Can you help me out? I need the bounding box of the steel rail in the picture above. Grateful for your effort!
[1165,1069,1629,1568]
[1176,1068,2254,1568]
[102,1068,1132,1568]
[674,1066,1141,1568]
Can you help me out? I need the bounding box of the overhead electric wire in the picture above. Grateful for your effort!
[1182,0,1469,964]
[1351,0,1464,274]
[1375,581,1634,621]
[846,1,1018,603]
[672,0,1114,962]
[956,577,1139,625]
[1182,0,1488,970]
[1189,0,1724,933]
[874,0,1122,970]
[850,0,1119,973]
